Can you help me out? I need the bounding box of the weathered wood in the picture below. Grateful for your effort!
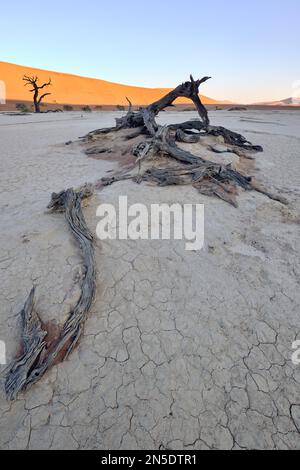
[207,126,263,152]
[132,161,252,207]
[133,127,201,165]
[100,120,284,207]
[176,129,200,144]
[85,75,263,156]
[86,78,286,207]
[5,185,96,400]
[5,288,48,401]
[86,76,285,207]
[115,75,211,132]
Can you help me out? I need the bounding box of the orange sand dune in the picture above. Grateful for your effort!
[0,61,221,107]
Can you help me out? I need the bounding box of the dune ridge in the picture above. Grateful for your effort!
[0,61,222,107]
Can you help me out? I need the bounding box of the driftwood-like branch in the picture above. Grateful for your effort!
[102,125,256,207]
[207,126,263,152]
[115,75,211,132]
[5,185,96,400]
[4,288,48,401]
[99,118,283,207]
[134,164,252,208]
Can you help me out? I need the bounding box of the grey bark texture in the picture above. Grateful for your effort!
[5,186,96,400]
[85,75,285,207]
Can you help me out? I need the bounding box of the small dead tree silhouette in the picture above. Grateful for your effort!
[23,75,52,113]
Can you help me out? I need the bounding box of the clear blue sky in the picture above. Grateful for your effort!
[1,0,299,103]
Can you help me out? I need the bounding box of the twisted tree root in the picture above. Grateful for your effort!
[5,185,96,401]
[101,124,283,207]
[84,75,277,207]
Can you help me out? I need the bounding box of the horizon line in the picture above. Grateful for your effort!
[1,60,295,105]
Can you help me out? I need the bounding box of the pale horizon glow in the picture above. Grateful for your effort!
[1,0,299,104]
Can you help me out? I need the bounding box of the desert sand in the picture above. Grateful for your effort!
[0,109,300,449]
[0,61,220,109]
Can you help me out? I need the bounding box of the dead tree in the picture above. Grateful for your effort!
[83,74,285,207]
[23,75,52,113]
[115,75,211,132]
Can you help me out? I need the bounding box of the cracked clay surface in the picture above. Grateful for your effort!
[0,110,300,449]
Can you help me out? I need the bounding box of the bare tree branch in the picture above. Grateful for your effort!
[38,93,51,104]
[115,75,212,130]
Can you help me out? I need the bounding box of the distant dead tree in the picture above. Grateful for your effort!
[23,75,52,113]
